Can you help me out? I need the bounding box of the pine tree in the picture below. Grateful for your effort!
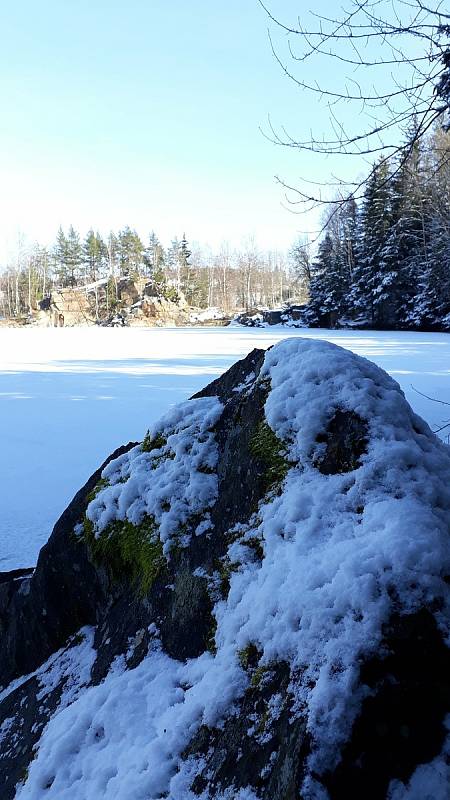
[325,198,356,320]
[65,226,83,287]
[350,159,393,326]
[82,230,107,283]
[165,237,181,297]
[52,226,70,287]
[117,227,144,277]
[305,232,335,325]
[339,197,357,302]
[144,231,166,284]
[106,232,119,278]
[411,127,450,327]
[379,129,429,327]
[179,233,191,296]
[289,239,311,300]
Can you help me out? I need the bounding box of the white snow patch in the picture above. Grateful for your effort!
[190,307,226,323]
[232,371,256,395]
[0,627,95,706]
[37,627,97,708]
[86,396,223,553]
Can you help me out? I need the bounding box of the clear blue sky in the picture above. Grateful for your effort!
[0,0,422,259]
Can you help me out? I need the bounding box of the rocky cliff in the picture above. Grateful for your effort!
[36,278,189,327]
[1,338,450,800]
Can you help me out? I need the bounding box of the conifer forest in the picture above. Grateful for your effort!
[2,125,450,330]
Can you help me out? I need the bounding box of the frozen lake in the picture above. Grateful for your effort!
[1,325,450,570]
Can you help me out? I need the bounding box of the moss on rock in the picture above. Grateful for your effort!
[141,430,167,453]
[249,421,290,493]
[217,558,240,598]
[85,477,109,505]
[250,664,272,689]
[238,642,262,672]
[85,515,165,595]
[206,616,218,655]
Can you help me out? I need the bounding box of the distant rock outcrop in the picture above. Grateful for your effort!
[36,278,189,327]
[128,281,190,327]
[37,287,93,326]
[234,304,307,328]
[1,339,450,800]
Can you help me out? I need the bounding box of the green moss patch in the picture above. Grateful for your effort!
[85,515,165,595]
[85,477,109,505]
[249,421,291,492]
[217,558,240,598]
[141,430,168,453]
[250,664,272,689]
[238,642,262,672]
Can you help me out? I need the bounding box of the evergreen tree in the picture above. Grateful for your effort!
[306,125,450,331]
[65,226,83,286]
[413,129,450,326]
[144,231,165,284]
[305,232,335,325]
[117,227,144,277]
[325,198,356,319]
[339,197,357,298]
[179,233,191,268]
[350,159,393,326]
[380,130,430,327]
[166,237,181,296]
[52,226,69,287]
[82,230,107,283]
[179,233,192,298]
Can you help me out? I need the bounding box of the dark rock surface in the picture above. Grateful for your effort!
[0,442,137,689]
[323,609,450,800]
[185,662,310,800]
[1,341,449,800]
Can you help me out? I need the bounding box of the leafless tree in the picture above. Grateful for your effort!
[259,0,450,214]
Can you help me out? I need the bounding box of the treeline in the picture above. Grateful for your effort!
[0,227,307,320]
[306,125,450,330]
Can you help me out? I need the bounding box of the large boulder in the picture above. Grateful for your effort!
[1,338,450,800]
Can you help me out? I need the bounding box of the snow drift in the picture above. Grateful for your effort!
[1,338,450,800]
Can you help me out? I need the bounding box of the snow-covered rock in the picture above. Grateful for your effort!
[234,305,307,328]
[1,338,450,800]
[190,307,227,323]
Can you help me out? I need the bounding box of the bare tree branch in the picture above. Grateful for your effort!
[258,0,450,216]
